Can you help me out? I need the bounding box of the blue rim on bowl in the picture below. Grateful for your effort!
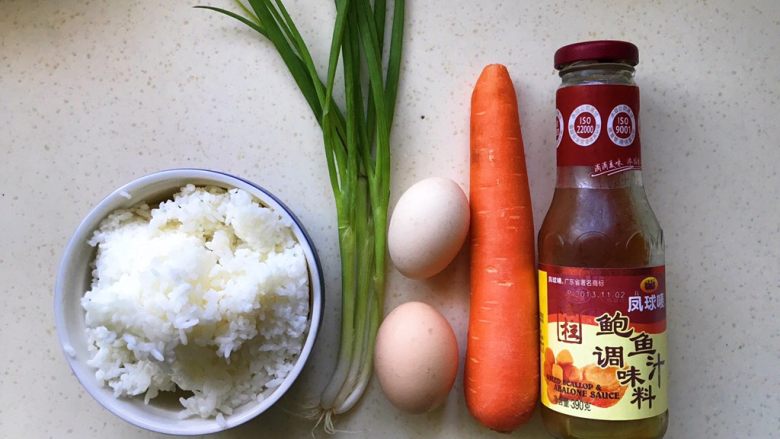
[53,169,324,435]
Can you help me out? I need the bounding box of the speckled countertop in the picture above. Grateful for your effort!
[1,1,778,438]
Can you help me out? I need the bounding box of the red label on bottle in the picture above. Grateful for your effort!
[540,265,666,332]
[556,85,641,177]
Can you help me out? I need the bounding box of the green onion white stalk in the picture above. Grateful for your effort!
[197,0,404,430]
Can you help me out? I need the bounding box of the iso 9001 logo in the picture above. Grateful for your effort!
[607,104,637,147]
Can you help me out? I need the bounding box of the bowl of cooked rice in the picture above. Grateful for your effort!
[54,169,324,435]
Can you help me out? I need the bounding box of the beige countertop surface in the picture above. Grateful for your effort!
[1,0,778,438]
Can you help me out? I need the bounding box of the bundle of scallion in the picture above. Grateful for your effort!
[197,0,405,430]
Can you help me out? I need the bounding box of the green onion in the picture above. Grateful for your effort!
[196,0,405,429]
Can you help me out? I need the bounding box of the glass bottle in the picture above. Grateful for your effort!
[538,41,668,439]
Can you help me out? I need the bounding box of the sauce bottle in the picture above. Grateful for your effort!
[538,41,668,439]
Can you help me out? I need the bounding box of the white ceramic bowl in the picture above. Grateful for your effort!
[54,169,324,435]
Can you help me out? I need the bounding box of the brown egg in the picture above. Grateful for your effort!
[388,178,470,279]
[374,301,459,413]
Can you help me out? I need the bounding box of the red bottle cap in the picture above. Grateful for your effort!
[554,40,639,70]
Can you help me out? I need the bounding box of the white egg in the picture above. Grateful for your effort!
[388,177,470,279]
[374,301,459,414]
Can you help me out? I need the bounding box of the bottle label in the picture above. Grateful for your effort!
[556,85,641,177]
[539,264,668,421]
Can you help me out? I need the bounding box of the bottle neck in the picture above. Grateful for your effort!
[555,61,642,189]
[559,61,636,87]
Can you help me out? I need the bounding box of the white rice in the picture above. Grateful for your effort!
[81,184,310,419]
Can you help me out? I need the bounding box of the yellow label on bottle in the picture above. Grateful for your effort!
[539,265,668,420]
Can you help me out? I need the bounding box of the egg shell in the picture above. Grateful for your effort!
[374,301,459,414]
[388,177,470,279]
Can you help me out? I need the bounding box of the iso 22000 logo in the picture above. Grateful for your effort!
[568,104,601,147]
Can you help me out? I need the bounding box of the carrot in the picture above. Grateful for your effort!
[465,64,539,432]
